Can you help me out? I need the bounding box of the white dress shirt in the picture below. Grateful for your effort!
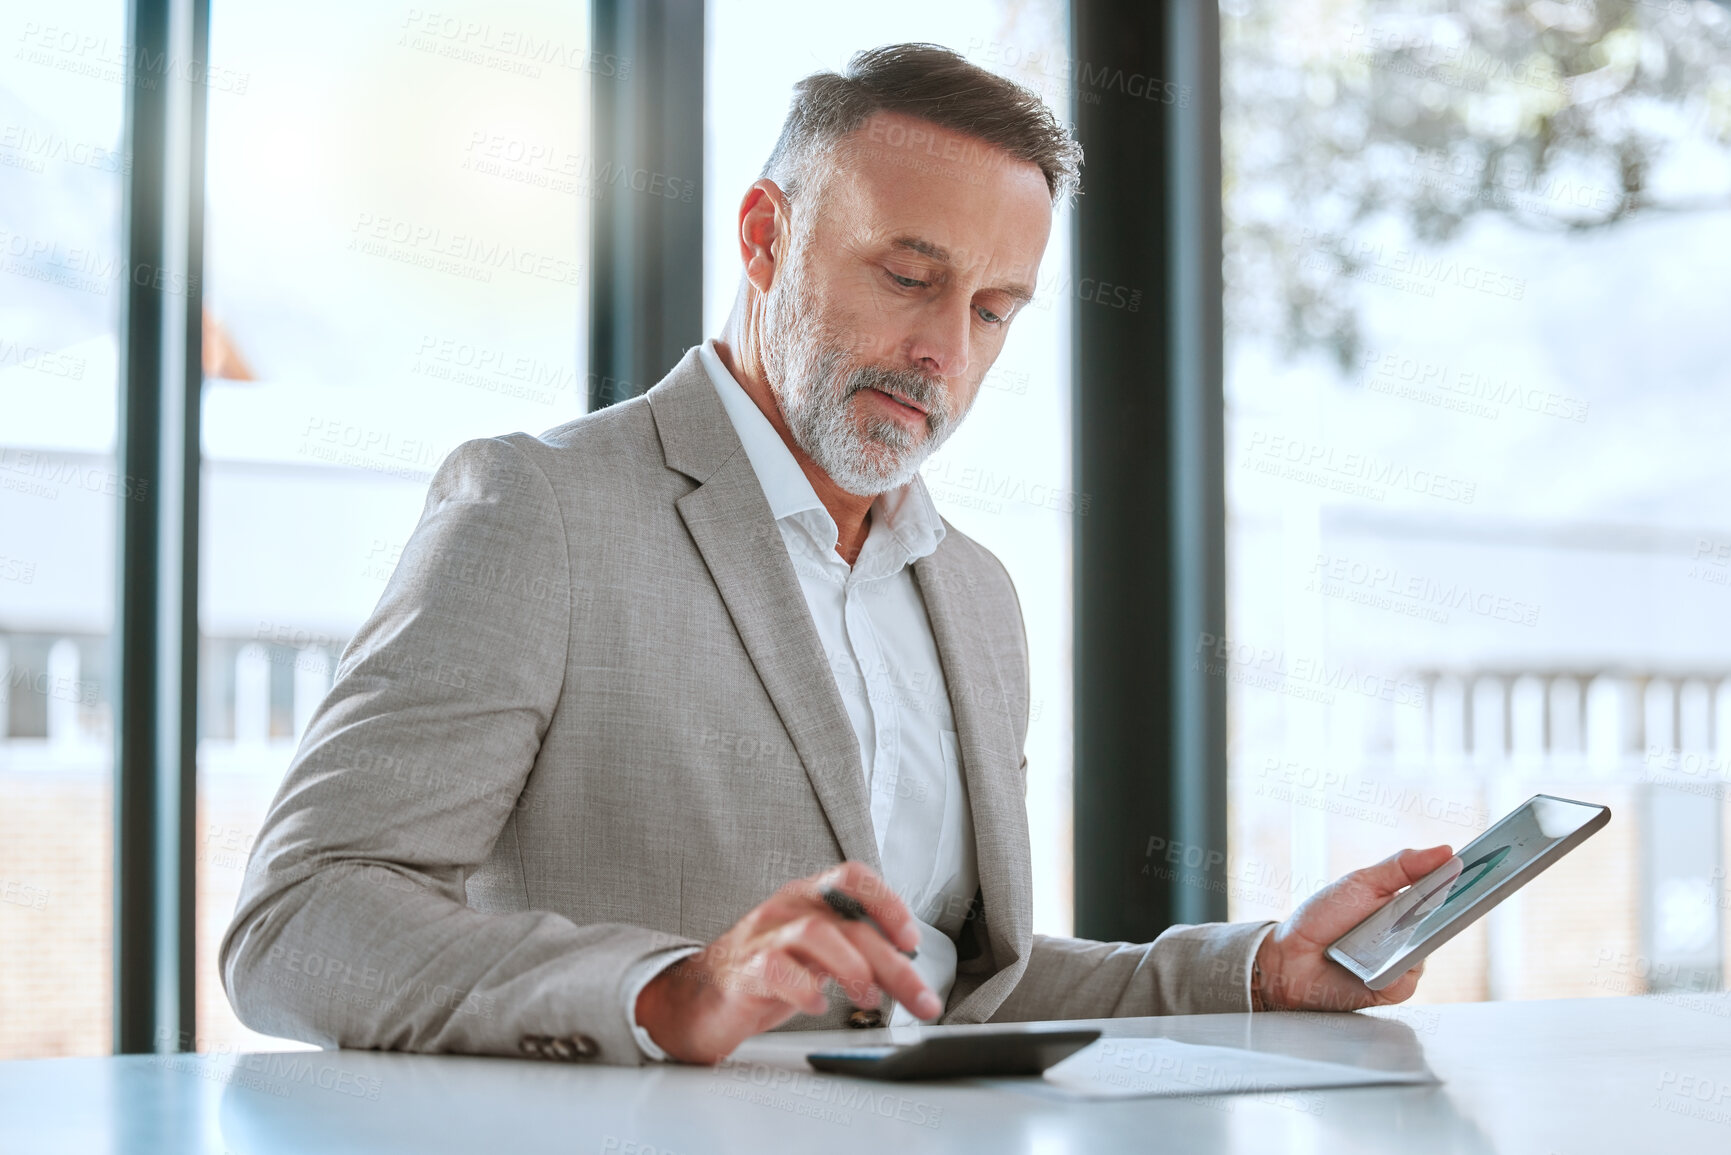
[623,340,980,1059]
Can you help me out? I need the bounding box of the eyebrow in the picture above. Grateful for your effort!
[889,235,1037,305]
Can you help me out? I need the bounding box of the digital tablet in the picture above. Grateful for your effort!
[1326,794,1611,990]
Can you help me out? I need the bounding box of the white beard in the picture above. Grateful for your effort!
[761,249,963,497]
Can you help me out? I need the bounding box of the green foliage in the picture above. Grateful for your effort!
[1222,0,1731,367]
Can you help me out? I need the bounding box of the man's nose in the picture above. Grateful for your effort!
[906,294,972,381]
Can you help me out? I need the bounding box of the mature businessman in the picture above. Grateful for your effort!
[223,43,1452,1066]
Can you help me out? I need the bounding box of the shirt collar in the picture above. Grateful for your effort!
[697,339,946,566]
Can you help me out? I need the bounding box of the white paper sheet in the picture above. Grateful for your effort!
[993,1037,1439,1102]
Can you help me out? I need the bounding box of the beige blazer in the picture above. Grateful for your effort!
[220,347,1268,1065]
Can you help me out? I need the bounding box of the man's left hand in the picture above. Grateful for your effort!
[1254,844,1456,1012]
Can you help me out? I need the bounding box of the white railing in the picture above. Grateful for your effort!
[1363,670,1731,779]
[0,635,335,775]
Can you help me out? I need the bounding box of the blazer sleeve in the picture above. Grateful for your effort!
[218,435,699,1066]
[986,922,1276,1022]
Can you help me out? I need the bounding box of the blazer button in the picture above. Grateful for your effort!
[569,1033,599,1060]
[546,1037,575,1061]
[518,1036,546,1057]
[847,1009,884,1029]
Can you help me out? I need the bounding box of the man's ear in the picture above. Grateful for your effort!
[738,178,790,295]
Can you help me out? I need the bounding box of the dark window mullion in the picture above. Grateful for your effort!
[587,0,705,409]
[114,0,208,1055]
[1072,0,1227,941]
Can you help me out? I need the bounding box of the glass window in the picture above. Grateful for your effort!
[705,0,1077,933]
[1222,0,1731,1002]
[0,0,129,1059]
[196,0,593,1052]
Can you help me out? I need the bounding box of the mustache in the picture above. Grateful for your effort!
[840,363,951,426]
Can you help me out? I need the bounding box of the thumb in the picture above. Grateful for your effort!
[1358,845,1455,900]
[1294,844,1455,945]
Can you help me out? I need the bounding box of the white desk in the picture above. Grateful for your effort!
[3,995,1728,1153]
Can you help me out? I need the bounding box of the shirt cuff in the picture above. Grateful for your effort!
[1246,923,1276,1011]
[624,946,701,1061]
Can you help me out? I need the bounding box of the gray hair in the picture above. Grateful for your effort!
[761,42,1083,207]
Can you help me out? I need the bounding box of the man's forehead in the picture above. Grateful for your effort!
[825,114,1051,279]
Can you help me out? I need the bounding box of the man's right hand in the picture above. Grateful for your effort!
[634,861,941,1064]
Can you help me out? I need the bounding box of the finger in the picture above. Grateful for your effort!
[1373,961,1426,1005]
[777,916,881,1009]
[837,919,940,1020]
[780,914,940,1020]
[811,861,922,955]
[760,875,861,936]
[737,947,830,1017]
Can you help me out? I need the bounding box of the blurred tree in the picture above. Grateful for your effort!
[1222,0,1731,368]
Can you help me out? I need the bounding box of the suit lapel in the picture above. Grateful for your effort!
[649,351,881,873]
[912,545,1032,1009]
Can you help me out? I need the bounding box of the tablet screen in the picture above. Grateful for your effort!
[1331,795,1607,977]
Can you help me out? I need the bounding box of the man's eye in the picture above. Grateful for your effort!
[888,271,928,289]
[976,305,1005,325]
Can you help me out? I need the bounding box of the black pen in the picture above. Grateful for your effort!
[819,886,918,959]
